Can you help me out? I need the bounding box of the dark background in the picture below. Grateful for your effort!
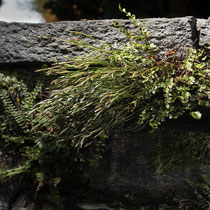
[42,0,209,21]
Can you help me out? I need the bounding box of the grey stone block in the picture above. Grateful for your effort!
[11,194,33,210]
[11,194,44,210]
[0,198,9,210]
[197,17,210,46]
[86,127,209,200]
[0,182,21,210]
[77,203,115,210]
[0,17,197,67]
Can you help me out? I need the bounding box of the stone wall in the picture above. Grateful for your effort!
[0,17,209,209]
[0,17,209,68]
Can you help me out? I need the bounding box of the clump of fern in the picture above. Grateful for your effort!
[0,73,62,201]
[0,72,87,204]
[173,175,210,209]
[0,72,43,178]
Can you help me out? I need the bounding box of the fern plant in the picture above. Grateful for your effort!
[0,73,84,204]
[0,73,43,177]
[155,130,209,173]
[174,175,210,209]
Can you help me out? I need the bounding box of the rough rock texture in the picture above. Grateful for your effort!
[87,131,168,200]
[0,17,199,67]
[0,198,8,210]
[87,118,210,200]
[0,183,20,210]
[11,194,56,210]
[197,17,210,46]
[78,203,115,210]
[12,194,34,210]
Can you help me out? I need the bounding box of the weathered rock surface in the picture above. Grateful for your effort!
[0,182,21,210]
[78,203,115,210]
[11,194,34,210]
[197,17,210,46]
[11,194,56,210]
[87,131,168,200]
[0,198,8,210]
[87,120,210,200]
[0,17,200,67]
